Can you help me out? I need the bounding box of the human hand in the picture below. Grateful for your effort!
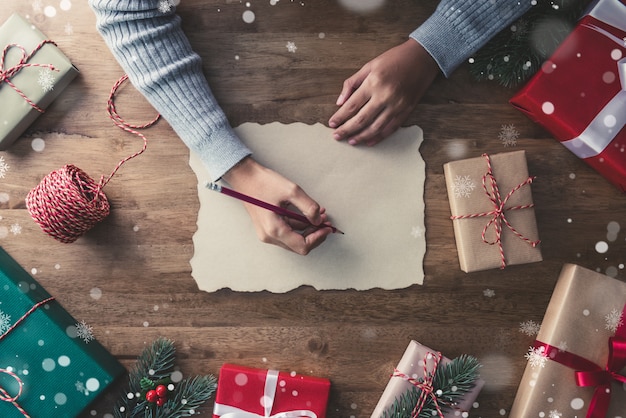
[328,38,440,146]
[222,157,333,255]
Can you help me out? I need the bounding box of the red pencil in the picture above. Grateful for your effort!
[206,182,344,234]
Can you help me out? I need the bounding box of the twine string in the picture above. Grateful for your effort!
[25,75,160,243]
[450,154,540,269]
[392,351,445,418]
[0,296,54,417]
[0,40,58,113]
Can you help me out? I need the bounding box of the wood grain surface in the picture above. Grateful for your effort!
[1,1,625,417]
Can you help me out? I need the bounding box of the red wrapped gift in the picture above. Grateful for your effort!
[510,0,626,192]
[213,363,330,418]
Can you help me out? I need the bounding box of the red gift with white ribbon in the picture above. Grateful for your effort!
[510,0,626,192]
[212,364,330,418]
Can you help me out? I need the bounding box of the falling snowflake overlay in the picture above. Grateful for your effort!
[158,0,173,14]
[10,224,21,235]
[286,41,297,53]
[483,289,495,298]
[519,320,541,336]
[410,225,424,239]
[37,68,55,93]
[499,124,519,147]
[605,308,624,334]
[0,156,9,178]
[549,410,562,418]
[452,175,476,198]
[75,320,95,343]
[525,346,548,368]
[556,340,569,353]
[0,310,11,335]
[75,380,89,395]
[64,22,73,35]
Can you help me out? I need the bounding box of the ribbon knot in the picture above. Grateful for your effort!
[451,154,539,269]
[0,369,29,417]
[0,41,58,113]
[392,351,445,418]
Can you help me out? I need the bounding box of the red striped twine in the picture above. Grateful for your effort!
[450,153,540,269]
[0,40,58,113]
[0,296,54,417]
[26,75,160,243]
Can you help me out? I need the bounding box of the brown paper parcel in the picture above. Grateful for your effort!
[509,264,626,417]
[443,150,541,272]
[370,340,484,418]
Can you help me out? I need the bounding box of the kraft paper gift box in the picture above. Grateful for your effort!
[444,150,542,272]
[213,363,331,418]
[509,264,626,417]
[370,340,484,418]
[0,246,125,417]
[0,13,79,150]
[510,0,626,192]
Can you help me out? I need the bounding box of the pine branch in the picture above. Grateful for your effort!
[381,355,481,418]
[469,0,590,88]
[113,338,216,418]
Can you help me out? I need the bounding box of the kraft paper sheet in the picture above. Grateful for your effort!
[189,122,425,292]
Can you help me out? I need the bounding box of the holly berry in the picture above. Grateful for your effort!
[156,397,166,407]
[155,384,167,398]
[145,389,158,403]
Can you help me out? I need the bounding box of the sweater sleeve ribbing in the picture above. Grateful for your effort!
[410,0,533,77]
[88,0,251,181]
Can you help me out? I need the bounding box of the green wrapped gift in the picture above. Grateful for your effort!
[0,247,125,417]
[0,14,79,150]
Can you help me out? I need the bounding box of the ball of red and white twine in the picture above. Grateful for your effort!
[26,75,159,243]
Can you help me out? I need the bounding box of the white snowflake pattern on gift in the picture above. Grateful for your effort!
[605,308,623,334]
[75,320,94,343]
[158,0,173,13]
[525,346,548,368]
[452,175,476,198]
[37,68,55,92]
[0,310,11,334]
[286,41,297,53]
[499,124,519,147]
[0,156,9,178]
[549,410,562,418]
[519,320,541,336]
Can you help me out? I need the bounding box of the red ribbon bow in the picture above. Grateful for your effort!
[450,153,540,269]
[0,40,58,113]
[392,351,445,418]
[533,306,626,418]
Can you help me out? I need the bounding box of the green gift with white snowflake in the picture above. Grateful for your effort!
[0,246,125,417]
[0,13,79,150]
[510,264,626,418]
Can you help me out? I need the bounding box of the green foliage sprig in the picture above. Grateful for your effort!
[469,0,590,88]
[382,354,481,418]
[113,337,217,418]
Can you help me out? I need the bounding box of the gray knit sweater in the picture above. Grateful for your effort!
[89,0,532,180]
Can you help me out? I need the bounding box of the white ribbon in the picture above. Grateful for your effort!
[213,369,318,418]
[560,0,626,158]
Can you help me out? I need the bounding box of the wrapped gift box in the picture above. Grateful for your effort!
[510,264,626,417]
[443,150,542,272]
[0,13,79,150]
[0,247,125,417]
[213,363,330,418]
[510,0,626,192]
[370,340,484,418]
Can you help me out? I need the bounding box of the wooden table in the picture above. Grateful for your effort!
[1,1,625,416]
